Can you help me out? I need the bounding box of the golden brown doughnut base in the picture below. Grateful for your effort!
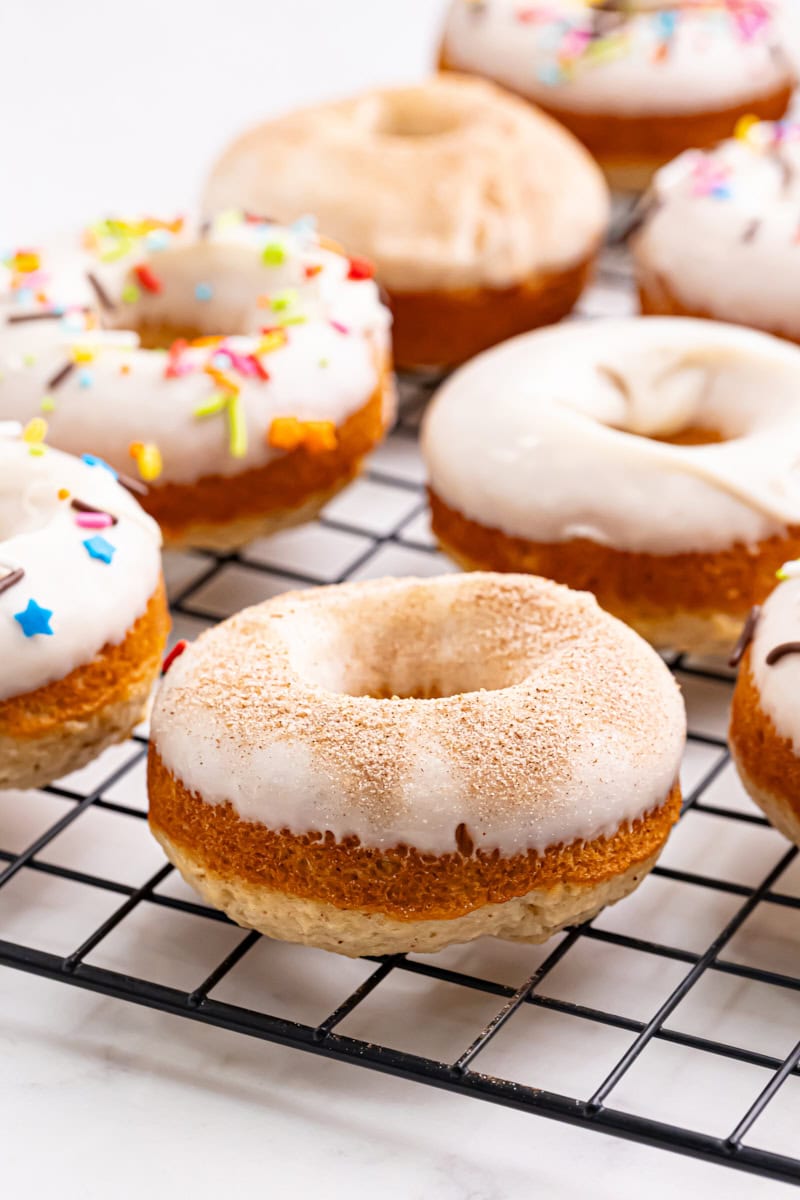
[438,55,793,190]
[0,582,169,791]
[388,253,596,371]
[429,490,800,656]
[152,827,663,957]
[729,657,800,847]
[637,273,800,347]
[148,746,680,955]
[141,366,395,550]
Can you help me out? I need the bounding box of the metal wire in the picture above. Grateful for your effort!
[2,239,800,1186]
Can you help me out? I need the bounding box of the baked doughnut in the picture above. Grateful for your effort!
[634,119,800,343]
[203,76,610,370]
[0,422,167,791]
[422,317,800,656]
[0,212,393,549]
[440,0,796,190]
[147,573,685,957]
[729,562,800,845]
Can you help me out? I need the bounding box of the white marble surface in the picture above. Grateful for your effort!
[1,2,799,1196]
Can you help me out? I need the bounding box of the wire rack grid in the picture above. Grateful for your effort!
[1,231,800,1188]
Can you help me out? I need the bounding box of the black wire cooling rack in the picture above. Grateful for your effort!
[2,238,800,1187]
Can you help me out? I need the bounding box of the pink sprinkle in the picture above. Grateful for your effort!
[75,511,114,529]
[330,320,350,335]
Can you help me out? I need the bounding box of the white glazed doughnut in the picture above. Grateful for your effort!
[440,0,796,186]
[203,76,609,369]
[0,213,393,548]
[634,119,800,343]
[0,422,167,790]
[422,317,800,653]
[147,572,685,956]
[730,561,800,845]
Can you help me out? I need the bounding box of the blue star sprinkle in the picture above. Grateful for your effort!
[14,599,54,638]
[83,535,116,564]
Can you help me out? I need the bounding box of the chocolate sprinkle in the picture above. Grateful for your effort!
[728,605,761,668]
[116,470,148,497]
[46,360,76,391]
[70,497,119,525]
[765,640,800,667]
[7,311,63,325]
[86,270,116,314]
[0,567,25,598]
[742,219,762,244]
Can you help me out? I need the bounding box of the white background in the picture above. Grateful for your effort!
[0,2,796,1197]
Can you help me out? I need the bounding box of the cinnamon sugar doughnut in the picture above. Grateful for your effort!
[730,563,800,846]
[0,423,167,791]
[422,317,800,655]
[440,0,796,190]
[147,573,685,957]
[203,76,609,370]
[0,212,393,550]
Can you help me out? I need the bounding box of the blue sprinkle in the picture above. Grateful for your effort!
[195,282,213,301]
[14,598,53,638]
[81,453,118,478]
[83,535,116,564]
[211,351,230,370]
[145,229,171,252]
[291,214,317,236]
[14,287,34,306]
[77,368,94,388]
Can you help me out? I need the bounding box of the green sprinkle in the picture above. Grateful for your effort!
[278,314,307,327]
[121,283,141,304]
[262,242,286,266]
[193,391,229,418]
[23,353,37,367]
[40,395,56,413]
[28,444,46,456]
[318,357,329,368]
[271,289,297,312]
[227,392,247,458]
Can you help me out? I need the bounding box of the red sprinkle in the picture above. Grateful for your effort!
[165,338,189,378]
[247,354,270,381]
[346,256,374,281]
[134,264,164,294]
[304,263,323,279]
[161,639,188,675]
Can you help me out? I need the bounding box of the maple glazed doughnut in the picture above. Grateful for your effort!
[147,573,685,958]
[0,423,167,791]
[0,212,393,550]
[729,563,800,847]
[203,75,610,370]
[422,317,800,656]
[634,120,800,343]
[440,0,796,190]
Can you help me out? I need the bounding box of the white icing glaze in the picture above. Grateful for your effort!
[150,573,686,857]
[748,570,800,750]
[421,317,800,555]
[633,122,800,340]
[0,427,162,702]
[202,76,610,292]
[0,214,390,486]
[441,0,795,116]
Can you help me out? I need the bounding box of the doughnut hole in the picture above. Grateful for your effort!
[360,91,466,140]
[106,242,274,349]
[285,582,544,700]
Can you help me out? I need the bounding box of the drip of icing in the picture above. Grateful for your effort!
[422,317,800,555]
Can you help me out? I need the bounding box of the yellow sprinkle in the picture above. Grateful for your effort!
[734,114,760,143]
[129,441,163,482]
[57,488,70,500]
[28,445,46,456]
[23,417,47,444]
[227,392,248,459]
[40,395,56,413]
[71,347,96,364]
[257,330,288,356]
[193,391,229,418]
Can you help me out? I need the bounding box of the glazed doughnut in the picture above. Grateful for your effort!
[422,317,800,656]
[203,76,610,370]
[440,0,796,189]
[147,573,685,957]
[634,119,800,343]
[0,212,393,549]
[0,422,167,791]
[730,563,800,846]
